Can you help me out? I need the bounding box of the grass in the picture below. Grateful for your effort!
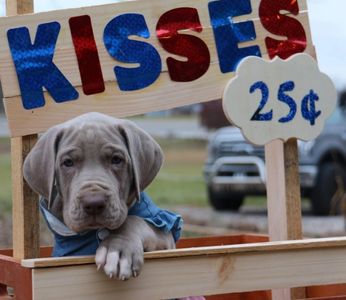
[245,196,266,207]
[0,136,271,215]
[0,137,210,214]
[147,138,209,207]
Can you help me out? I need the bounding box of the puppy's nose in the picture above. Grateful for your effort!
[81,195,106,216]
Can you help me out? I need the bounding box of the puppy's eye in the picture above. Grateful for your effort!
[62,158,74,167]
[111,155,123,165]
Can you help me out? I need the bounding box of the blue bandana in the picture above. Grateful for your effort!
[40,192,182,257]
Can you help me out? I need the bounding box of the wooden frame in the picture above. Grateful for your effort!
[23,237,346,300]
[0,0,345,300]
[0,0,313,137]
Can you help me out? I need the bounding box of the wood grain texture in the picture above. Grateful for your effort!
[283,139,303,240]
[0,253,33,300]
[29,240,346,300]
[285,139,306,300]
[265,138,304,299]
[11,135,39,260]
[0,0,312,136]
[21,236,346,268]
[7,0,40,260]
[4,44,316,137]
[0,11,311,98]
[266,139,303,242]
[5,0,33,15]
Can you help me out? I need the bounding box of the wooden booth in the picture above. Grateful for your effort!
[1,0,346,299]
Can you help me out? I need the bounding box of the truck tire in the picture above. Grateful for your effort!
[207,187,244,211]
[311,162,346,216]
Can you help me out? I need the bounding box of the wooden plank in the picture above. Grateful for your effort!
[265,139,302,241]
[11,135,39,259]
[8,1,40,260]
[283,139,303,240]
[265,138,304,300]
[4,44,316,137]
[30,241,346,300]
[0,0,312,136]
[0,11,312,98]
[5,0,33,15]
[21,237,346,268]
[0,254,33,300]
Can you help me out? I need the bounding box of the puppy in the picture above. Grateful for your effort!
[23,112,179,280]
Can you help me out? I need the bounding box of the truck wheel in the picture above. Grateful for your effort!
[311,162,346,216]
[207,187,244,211]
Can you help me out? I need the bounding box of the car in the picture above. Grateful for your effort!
[204,105,346,215]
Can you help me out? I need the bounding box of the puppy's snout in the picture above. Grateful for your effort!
[81,194,107,216]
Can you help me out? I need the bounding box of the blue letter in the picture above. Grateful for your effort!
[103,14,161,91]
[7,22,78,110]
[278,81,297,123]
[301,90,321,126]
[208,0,261,73]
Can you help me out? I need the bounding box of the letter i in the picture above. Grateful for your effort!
[69,15,105,95]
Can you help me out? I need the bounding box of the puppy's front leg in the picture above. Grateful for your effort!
[95,215,175,280]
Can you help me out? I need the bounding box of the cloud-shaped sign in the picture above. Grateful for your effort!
[222,54,337,145]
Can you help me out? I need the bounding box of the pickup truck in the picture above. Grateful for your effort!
[204,106,346,215]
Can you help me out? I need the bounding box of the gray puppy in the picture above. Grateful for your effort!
[23,112,175,280]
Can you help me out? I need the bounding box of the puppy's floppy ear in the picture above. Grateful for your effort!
[118,121,163,201]
[23,126,63,206]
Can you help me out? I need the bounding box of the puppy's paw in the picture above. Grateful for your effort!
[95,234,144,280]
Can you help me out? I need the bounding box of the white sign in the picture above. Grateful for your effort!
[222,54,337,145]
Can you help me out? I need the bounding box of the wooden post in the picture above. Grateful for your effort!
[11,136,39,259]
[6,0,33,15]
[6,0,39,260]
[265,138,305,299]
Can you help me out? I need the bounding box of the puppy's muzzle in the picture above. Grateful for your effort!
[81,194,106,215]
[78,183,110,216]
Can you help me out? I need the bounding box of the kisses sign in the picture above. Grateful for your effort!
[0,0,313,136]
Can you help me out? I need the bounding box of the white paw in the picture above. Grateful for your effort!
[95,235,144,280]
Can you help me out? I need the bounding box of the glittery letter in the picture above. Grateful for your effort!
[301,90,321,126]
[69,15,105,95]
[278,81,297,123]
[7,22,78,110]
[250,81,272,121]
[103,14,161,91]
[208,0,261,73]
[156,8,210,82]
[259,0,307,59]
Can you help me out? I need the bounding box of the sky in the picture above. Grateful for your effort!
[0,0,345,91]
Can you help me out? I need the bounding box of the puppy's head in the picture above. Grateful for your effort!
[23,113,163,232]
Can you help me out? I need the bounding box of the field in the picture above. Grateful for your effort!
[147,138,209,207]
[0,136,267,213]
[0,138,209,212]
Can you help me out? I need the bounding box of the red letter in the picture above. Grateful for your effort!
[259,0,307,59]
[69,15,105,95]
[156,8,210,82]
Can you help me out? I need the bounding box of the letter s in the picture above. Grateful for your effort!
[259,0,307,59]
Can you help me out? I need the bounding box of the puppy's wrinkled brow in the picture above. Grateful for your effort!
[101,144,127,157]
[59,147,83,161]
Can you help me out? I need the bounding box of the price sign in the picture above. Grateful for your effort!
[222,54,337,145]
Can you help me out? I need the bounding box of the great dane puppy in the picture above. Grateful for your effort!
[23,112,175,280]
